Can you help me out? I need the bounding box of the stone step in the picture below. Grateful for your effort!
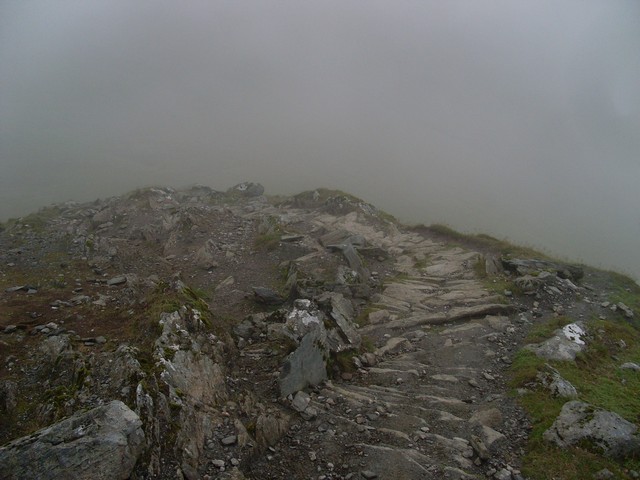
[385,303,513,329]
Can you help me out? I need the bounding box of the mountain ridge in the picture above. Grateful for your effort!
[1,183,638,479]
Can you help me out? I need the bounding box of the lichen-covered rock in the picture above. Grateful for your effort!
[544,400,640,459]
[537,364,578,398]
[0,400,144,480]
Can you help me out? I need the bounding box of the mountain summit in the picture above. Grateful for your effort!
[1,184,638,479]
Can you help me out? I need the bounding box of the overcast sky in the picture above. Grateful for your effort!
[1,1,639,279]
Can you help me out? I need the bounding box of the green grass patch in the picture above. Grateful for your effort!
[509,349,546,387]
[608,272,640,326]
[417,223,551,260]
[254,232,281,251]
[332,350,359,374]
[361,336,375,353]
[510,314,640,479]
[473,256,487,278]
[415,258,429,270]
[482,277,518,297]
[525,316,574,344]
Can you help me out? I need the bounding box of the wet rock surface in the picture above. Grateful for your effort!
[0,185,637,479]
[0,400,144,480]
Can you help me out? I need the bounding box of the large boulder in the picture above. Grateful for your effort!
[0,400,144,480]
[544,401,640,459]
[279,326,328,397]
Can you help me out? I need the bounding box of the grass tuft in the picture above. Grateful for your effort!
[510,313,640,478]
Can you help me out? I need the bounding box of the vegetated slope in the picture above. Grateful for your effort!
[0,183,638,480]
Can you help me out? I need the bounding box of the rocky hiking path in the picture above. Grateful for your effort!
[1,185,638,480]
[241,206,528,480]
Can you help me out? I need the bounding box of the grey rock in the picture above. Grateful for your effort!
[233,319,256,339]
[593,468,615,480]
[0,400,144,480]
[291,391,311,412]
[194,241,219,270]
[537,364,578,398]
[252,287,284,305]
[319,293,361,352]
[484,254,503,277]
[280,327,328,397]
[326,242,369,281]
[617,302,635,319]
[361,471,378,479]
[494,468,512,480]
[156,311,227,406]
[514,275,544,293]
[368,309,390,325]
[69,295,91,305]
[318,229,352,247]
[281,234,304,242]
[301,406,318,421]
[284,299,324,342]
[107,275,127,286]
[469,408,503,428]
[502,258,583,281]
[480,425,506,451]
[5,285,36,293]
[40,334,72,362]
[469,435,490,460]
[361,352,377,367]
[544,400,640,459]
[3,325,17,334]
[621,362,640,372]
[255,413,290,449]
[525,327,586,361]
[221,435,237,446]
[375,337,410,357]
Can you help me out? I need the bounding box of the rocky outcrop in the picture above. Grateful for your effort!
[544,401,640,459]
[2,184,637,479]
[279,326,328,397]
[276,294,364,396]
[502,258,584,282]
[0,400,144,480]
[525,323,586,361]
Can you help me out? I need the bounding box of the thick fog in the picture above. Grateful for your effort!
[1,1,639,280]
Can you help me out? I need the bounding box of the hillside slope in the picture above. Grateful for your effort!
[0,184,638,480]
